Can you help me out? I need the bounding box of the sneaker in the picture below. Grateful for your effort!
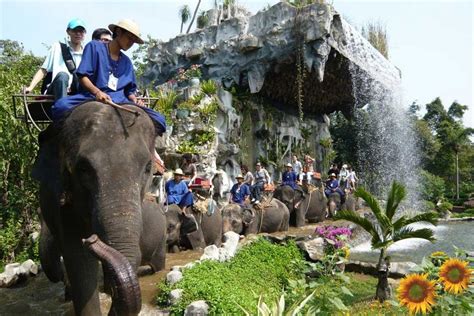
[250,198,256,203]
[254,200,260,205]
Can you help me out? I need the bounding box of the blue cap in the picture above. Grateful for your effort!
[67,18,86,30]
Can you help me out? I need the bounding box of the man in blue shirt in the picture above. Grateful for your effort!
[281,163,298,189]
[52,19,166,136]
[165,169,194,212]
[230,174,251,206]
[325,173,345,199]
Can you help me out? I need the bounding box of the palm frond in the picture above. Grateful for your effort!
[334,209,381,245]
[393,212,438,231]
[393,227,436,243]
[385,181,406,220]
[354,187,391,233]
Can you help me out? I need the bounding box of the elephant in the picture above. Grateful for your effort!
[32,102,167,315]
[165,199,222,251]
[327,192,343,217]
[273,185,306,227]
[221,199,290,235]
[298,185,328,223]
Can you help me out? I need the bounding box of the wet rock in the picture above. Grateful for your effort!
[0,269,19,288]
[166,270,183,285]
[184,300,209,316]
[346,260,417,278]
[296,237,325,261]
[169,289,183,305]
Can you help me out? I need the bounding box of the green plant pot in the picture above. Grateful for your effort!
[176,109,190,119]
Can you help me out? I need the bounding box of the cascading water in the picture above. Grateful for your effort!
[349,62,421,211]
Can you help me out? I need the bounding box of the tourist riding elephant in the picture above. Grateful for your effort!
[222,199,290,235]
[298,186,328,223]
[165,199,222,252]
[32,102,167,315]
[273,185,306,227]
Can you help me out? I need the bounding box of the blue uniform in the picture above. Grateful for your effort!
[325,178,345,198]
[282,170,298,189]
[52,41,166,134]
[230,183,251,205]
[165,179,193,208]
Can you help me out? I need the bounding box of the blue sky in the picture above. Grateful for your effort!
[1,0,472,127]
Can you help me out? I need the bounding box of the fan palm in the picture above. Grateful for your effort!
[334,181,438,302]
[179,5,191,34]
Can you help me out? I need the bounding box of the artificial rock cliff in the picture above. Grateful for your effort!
[145,2,400,181]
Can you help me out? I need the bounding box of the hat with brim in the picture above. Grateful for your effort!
[286,163,292,168]
[109,19,144,44]
[330,173,336,178]
[236,174,244,179]
[67,18,86,31]
[173,168,184,176]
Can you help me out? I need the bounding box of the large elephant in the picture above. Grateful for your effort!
[222,199,289,235]
[33,102,167,315]
[165,199,222,251]
[273,185,306,227]
[327,192,359,217]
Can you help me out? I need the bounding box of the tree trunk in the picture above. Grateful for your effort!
[375,248,391,302]
[456,151,459,200]
[180,21,184,34]
[186,0,202,34]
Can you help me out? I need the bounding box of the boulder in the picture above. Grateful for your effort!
[218,231,239,261]
[21,259,39,275]
[200,245,220,261]
[166,270,183,285]
[184,300,209,316]
[169,289,184,305]
[296,237,325,261]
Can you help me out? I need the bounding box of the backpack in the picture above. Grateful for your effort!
[40,42,79,94]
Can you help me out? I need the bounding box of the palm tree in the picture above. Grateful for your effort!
[179,5,191,34]
[334,181,438,302]
[186,0,202,34]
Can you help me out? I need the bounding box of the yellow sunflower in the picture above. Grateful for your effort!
[439,258,472,294]
[397,274,436,315]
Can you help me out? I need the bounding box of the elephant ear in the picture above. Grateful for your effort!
[180,213,198,235]
[242,207,256,226]
[31,131,63,194]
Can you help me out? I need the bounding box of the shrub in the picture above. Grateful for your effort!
[200,79,218,96]
[420,170,446,203]
[157,238,305,314]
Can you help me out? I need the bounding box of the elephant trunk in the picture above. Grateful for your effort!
[83,234,141,316]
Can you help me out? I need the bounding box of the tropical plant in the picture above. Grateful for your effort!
[179,5,191,34]
[334,181,438,302]
[197,10,210,29]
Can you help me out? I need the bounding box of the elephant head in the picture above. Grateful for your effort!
[273,185,306,227]
[222,204,247,235]
[164,204,199,251]
[35,102,162,315]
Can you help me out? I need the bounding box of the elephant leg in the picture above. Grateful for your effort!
[61,213,100,315]
[185,231,206,249]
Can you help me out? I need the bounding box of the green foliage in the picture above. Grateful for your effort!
[436,200,453,214]
[420,170,446,203]
[157,238,305,315]
[288,0,326,8]
[0,40,42,265]
[200,79,218,96]
[179,5,191,33]
[452,208,474,218]
[335,182,437,267]
[154,90,177,124]
[191,130,216,146]
[361,21,389,59]
[196,10,210,29]
[328,111,359,168]
[177,140,197,154]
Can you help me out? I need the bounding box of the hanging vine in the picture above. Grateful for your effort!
[293,7,306,122]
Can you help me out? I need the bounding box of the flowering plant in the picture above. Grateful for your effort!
[315,225,352,249]
[175,64,202,83]
[314,225,352,274]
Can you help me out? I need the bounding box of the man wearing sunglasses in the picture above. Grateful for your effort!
[24,18,87,100]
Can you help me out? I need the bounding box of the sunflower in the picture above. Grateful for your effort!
[439,258,472,294]
[397,274,436,314]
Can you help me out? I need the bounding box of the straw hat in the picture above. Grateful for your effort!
[330,173,336,178]
[285,163,293,168]
[235,174,244,179]
[108,19,144,44]
[173,168,184,176]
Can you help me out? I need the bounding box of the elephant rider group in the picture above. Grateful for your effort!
[324,173,345,203]
[165,169,195,213]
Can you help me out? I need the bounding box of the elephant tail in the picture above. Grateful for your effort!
[83,234,141,315]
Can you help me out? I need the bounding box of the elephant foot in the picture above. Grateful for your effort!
[137,265,154,277]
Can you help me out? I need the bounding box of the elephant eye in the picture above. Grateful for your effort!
[145,161,152,174]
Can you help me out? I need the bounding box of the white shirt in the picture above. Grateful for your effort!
[41,41,83,89]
